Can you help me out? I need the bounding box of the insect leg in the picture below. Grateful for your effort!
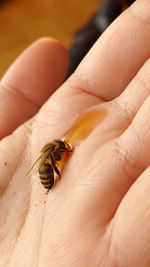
[50,154,61,178]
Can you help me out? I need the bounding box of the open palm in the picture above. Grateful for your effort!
[1,2,150,266]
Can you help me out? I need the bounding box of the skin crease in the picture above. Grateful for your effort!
[1,0,150,266]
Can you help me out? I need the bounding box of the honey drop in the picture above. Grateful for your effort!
[63,109,107,146]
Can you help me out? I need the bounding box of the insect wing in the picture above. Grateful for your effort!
[26,155,43,177]
[26,150,51,177]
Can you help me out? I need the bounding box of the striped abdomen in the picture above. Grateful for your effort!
[39,163,54,190]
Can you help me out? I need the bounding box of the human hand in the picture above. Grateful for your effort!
[1,1,150,266]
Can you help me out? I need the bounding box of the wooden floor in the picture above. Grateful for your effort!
[0,0,99,78]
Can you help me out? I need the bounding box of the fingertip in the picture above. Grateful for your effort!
[32,37,69,73]
[2,37,69,106]
[0,38,69,138]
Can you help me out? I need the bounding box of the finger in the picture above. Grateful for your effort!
[0,38,69,139]
[82,93,150,224]
[114,58,150,125]
[109,167,150,267]
[90,55,150,152]
[96,57,150,141]
[72,0,150,100]
[80,56,150,212]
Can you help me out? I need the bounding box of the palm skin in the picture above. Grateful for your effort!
[1,1,150,266]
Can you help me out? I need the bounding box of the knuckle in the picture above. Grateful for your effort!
[114,137,142,184]
[136,60,150,95]
[70,71,107,101]
[111,99,134,126]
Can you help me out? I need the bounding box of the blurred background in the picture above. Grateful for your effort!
[0,0,133,78]
[0,0,98,78]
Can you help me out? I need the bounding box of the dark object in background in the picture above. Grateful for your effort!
[0,0,8,5]
[67,0,135,78]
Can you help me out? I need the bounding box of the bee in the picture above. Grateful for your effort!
[27,139,73,191]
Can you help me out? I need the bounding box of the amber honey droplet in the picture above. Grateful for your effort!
[63,109,107,146]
